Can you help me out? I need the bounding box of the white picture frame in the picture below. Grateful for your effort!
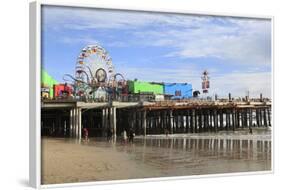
[29,1,274,189]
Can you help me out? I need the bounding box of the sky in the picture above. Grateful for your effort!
[41,5,272,98]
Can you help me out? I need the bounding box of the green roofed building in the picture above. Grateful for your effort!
[41,69,58,98]
[128,80,164,94]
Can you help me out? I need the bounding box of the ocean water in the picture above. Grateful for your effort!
[88,128,272,176]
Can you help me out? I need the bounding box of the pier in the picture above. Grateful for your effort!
[41,99,271,139]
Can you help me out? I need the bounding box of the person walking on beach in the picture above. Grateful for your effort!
[249,126,253,134]
[83,128,89,142]
[107,128,113,142]
[164,128,169,137]
[128,128,135,143]
[122,129,128,144]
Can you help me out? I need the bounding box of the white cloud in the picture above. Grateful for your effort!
[42,6,209,30]
[43,6,271,67]
[209,72,271,98]
[61,36,99,45]
[134,18,271,66]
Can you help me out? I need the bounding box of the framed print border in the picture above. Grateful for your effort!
[29,0,274,189]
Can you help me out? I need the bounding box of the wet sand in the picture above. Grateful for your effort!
[41,129,271,185]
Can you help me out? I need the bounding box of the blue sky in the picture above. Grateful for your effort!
[41,5,272,98]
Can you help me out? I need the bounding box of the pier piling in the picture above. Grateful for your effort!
[41,99,271,138]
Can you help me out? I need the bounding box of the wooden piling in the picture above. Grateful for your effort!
[194,110,198,133]
[169,110,174,134]
[198,109,202,133]
[226,109,230,130]
[241,110,244,128]
[209,109,213,132]
[264,108,268,127]
[143,110,147,136]
[249,109,253,128]
[204,110,208,132]
[268,108,271,126]
[181,111,185,133]
[219,109,224,130]
[186,110,190,133]
[191,109,196,133]
[70,109,73,137]
[256,108,260,127]
[245,109,248,128]
[214,109,218,132]
[232,109,236,131]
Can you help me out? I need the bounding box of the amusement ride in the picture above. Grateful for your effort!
[63,44,127,102]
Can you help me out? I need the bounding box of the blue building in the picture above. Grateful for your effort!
[164,83,192,99]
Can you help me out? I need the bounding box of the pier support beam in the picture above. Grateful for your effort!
[181,111,185,133]
[105,108,109,132]
[237,110,240,128]
[143,110,147,136]
[174,111,178,133]
[209,110,213,131]
[78,108,82,140]
[235,109,239,129]
[111,107,117,138]
[70,109,76,138]
[268,108,271,126]
[256,109,261,127]
[186,110,190,133]
[191,109,196,133]
[242,110,245,128]
[232,109,236,131]
[137,111,142,135]
[194,110,198,133]
[264,108,268,127]
[226,110,230,130]
[255,109,258,127]
[157,111,161,134]
[71,108,81,139]
[112,107,117,139]
[214,109,218,132]
[240,109,243,128]
[245,109,248,128]
[204,110,208,132]
[70,109,73,137]
[75,108,78,138]
[102,109,106,137]
[219,109,224,130]
[198,109,203,133]
[249,109,253,128]
[169,110,173,134]
[208,110,211,132]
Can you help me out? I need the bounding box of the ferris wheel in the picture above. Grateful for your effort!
[74,44,115,96]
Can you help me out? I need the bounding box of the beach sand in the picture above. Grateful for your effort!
[41,138,162,184]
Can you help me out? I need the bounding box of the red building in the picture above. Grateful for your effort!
[53,83,73,98]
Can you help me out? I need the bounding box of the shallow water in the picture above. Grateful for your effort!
[84,128,271,176]
[42,128,271,184]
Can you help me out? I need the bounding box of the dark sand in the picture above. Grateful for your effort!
[41,129,271,185]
